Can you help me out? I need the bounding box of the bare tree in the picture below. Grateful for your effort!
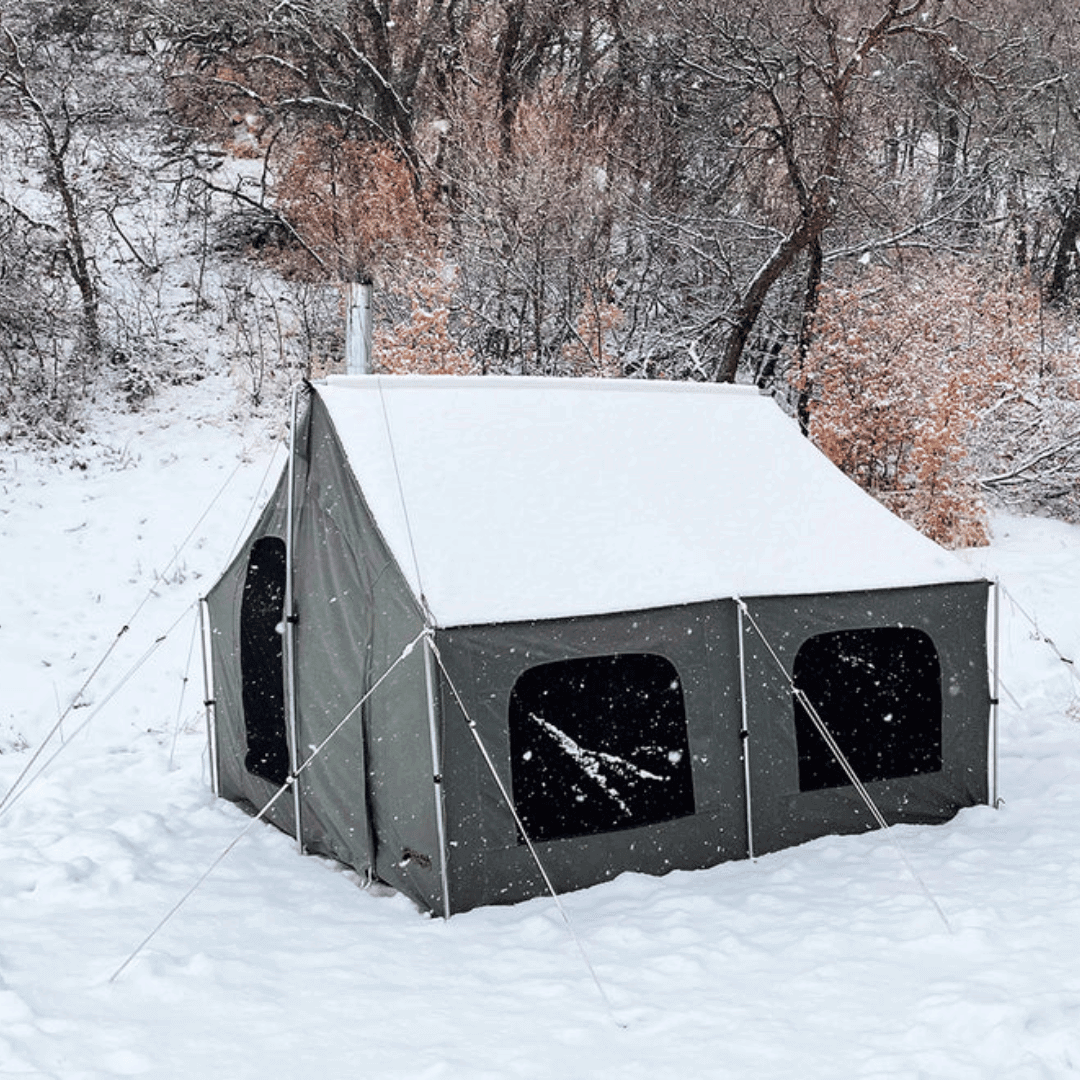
[0,23,104,355]
[639,1,951,383]
[156,0,1080,390]
[161,0,474,173]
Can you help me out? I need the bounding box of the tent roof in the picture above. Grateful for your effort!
[316,376,981,627]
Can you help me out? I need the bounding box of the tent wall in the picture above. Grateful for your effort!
[206,466,298,840]
[207,393,444,913]
[289,393,444,911]
[435,603,748,914]
[739,581,990,855]
[433,584,990,915]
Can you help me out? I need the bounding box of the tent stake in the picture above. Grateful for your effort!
[198,597,219,796]
[422,632,453,918]
[284,383,304,853]
[736,602,755,860]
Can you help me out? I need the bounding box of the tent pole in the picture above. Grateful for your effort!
[736,601,755,860]
[422,631,452,918]
[198,597,219,797]
[991,579,1001,808]
[284,384,303,853]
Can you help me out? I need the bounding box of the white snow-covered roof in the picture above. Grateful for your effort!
[316,375,981,626]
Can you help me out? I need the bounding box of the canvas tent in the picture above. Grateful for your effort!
[203,375,993,917]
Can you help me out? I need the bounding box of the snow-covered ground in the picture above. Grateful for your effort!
[2,376,1080,1079]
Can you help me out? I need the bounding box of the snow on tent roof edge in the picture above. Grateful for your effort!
[315,375,985,627]
[322,372,766,396]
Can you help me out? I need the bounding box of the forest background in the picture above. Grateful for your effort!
[4,0,1080,545]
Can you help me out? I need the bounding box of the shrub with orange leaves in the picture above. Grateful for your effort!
[274,132,437,282]
[374,265,476,376]
[800,257,1070,547]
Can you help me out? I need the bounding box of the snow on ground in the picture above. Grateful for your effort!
[2,378,1080,1078]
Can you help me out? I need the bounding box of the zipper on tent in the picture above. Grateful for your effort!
[198,597,220,797]
[284,383,304,853]
[736,601,755,860]
[423,631,452,918]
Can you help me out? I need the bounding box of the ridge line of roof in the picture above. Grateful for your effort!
[320,374,765,397]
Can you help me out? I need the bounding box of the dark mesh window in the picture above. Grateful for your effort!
[240,536,289,785]
[793,627,942,793]
[508,654,695,843]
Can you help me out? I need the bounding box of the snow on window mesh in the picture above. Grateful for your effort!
[508,654,695,843]
[240,536,289,785]
[793,627,942,793]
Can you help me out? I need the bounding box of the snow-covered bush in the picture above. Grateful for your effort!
[800,257,1077,546]
[374,264,476,376]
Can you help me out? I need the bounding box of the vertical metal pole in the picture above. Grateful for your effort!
[991,579,1001,808]
[346,281,374,375]
[736,602,755,860]
[284,385,303,852]
[198,597,220,796]
[422,632,453,918]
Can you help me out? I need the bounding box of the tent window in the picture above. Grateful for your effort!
[793,627,942,793]
[240,536,289,785]
[508,653,695,843]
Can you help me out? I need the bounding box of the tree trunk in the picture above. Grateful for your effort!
[48,133,101,355]
[795,237,823,434]
[710,0,916,383]
[1,31,100,355]
[713,204,825,383]
[497,1,526,156]
[1049,179,1080,302]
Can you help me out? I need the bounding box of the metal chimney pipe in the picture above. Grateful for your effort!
[346,280,374,375]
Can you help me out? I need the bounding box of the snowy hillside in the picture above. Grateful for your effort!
[2,376,1080,1078]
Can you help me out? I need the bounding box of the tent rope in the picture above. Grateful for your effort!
[424,634,628,1029]
[0,453,251,816]
[223,438,287,570]
[375,376,430,615]
[168,605,202,772]
[734,598,953,934]
[109,628,427,983]
[997,580,1080,694]
[0,602,195,819]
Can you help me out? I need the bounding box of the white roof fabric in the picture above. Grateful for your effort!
[317,376,980,627]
